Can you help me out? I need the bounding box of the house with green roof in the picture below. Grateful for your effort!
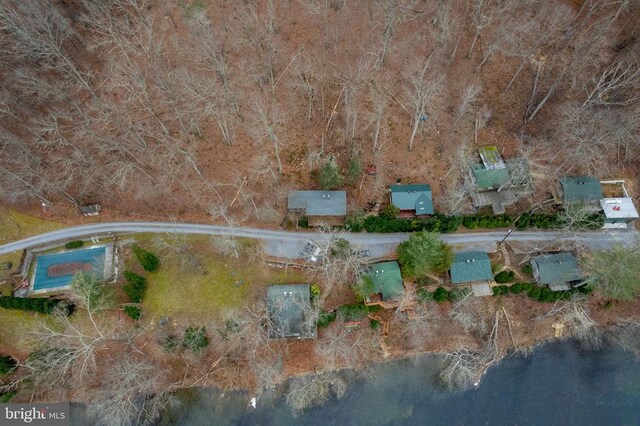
[560,176,603,209]
[363,261,404,306]
[449,251,494,297]
[530,253,582,292]
[469,147,532,215]
[266,284,317,339]
[390,184,434,215]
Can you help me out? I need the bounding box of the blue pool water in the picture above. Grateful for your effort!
[33,247,106,291]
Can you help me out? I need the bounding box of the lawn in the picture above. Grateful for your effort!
[140,239,309,321]
[0,208,65,280]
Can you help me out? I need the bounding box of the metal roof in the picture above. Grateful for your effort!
[287,191,347,217]
[450,252,493,284]
[367,261,404,301]
[531,253,581,286]
[472,164,510,190]
[266,284,316,339]
[478,145,506,170]
[600,198,639,219]
[560,177,603,203]
[390,184,434,215]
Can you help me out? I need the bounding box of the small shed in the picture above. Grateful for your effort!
[288,190,347,226]
[390,184,434,215]
[79,204,101,216]
[600,198,639,227]
[530,253,581,292]
[266,284,317,339]
[365,261,404,302]
[450,252,494,297]
[560,176,603,204]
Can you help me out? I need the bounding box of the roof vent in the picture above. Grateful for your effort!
[327,194,331,199]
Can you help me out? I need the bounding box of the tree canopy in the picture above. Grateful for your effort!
[581,244,640,301]
[316,157,343,190]
[397,232,453,278]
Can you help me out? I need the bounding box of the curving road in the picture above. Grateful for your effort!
[0,222,637,259]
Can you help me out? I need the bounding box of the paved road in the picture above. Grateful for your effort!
[0,222,637,259]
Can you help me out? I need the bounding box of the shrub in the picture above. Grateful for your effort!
[509,282,524,294]
[495,270,515,283]
[317,310,336,328]
[297,216,309,228]
[124,306,141,320]
[337,303,370,321]
[416,287,432,302]
[369,319,381,330]
[0,356,16,375]
[123,271,147,303]
[527,286,541,300]
[162,335,179,353]
[310,284,321,298]
[316,157,343,190]
[0,391,16,403]
[64,240,84,249]
[132,245,160,272]
[347,155,362,184]
[182,326,209,352]
[345,211,365,232]
[432,287,450,303]
[0,296,70,315]
[521,264,533,275]
[499,285,510,295]
[0,261,13,271]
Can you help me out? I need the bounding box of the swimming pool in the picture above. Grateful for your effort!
[32,247,107,292]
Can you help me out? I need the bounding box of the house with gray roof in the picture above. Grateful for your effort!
[266,284,317,339]
[362,261,404,307]
[288,190,347,226]
[449,251,494,297]
[469,146,532,215]
[530,252,582,292]
[390,184,434,215]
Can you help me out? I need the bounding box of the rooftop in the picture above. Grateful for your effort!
[471,164,510,190]
[531,253,581,286]
[560,176,603,203]
[600,198,639,219]
[478,145,506,170]
[266,284,317,339]
[288,190,347,217]
[366,261,404,301]
[450,251,493,284]
[390,184,434,215]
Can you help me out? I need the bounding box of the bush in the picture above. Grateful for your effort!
[124,305,141,320]
[0,356,17,375]
[432,287,450,303]
[0,261,13,271]
[64,240,84,249]
[526,286,541,300]
[495,270,515,283]
[297,216,309,228]
[345,210,365,232]
[162,335,179,353]
[317,310,337,328]
[316,157,343,190]
[509,282,525,294]
[369,319,381,330]
[310,284,321,298]
[337,303,370,321]
[123,271,147,303]
[0,296,70,315]
[0,391,16,403]
[182,326,209,352]
[521,264,533,275]
[416,287,433,302]
[132,245,160,272]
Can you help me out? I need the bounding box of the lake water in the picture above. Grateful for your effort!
[153,337,640,426]
[70,336,640,425]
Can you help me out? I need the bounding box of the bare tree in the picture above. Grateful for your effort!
[404,54,443,151]
[581,57,640,108]
[284,372,346,414]
[455,84,482,125]
[251,101,286,174]
[87,357,166,426]
[316,326,377,371]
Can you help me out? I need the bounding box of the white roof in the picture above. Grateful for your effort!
[600,198,639,219]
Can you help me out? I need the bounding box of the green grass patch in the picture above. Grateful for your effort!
[141,242,307,321]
